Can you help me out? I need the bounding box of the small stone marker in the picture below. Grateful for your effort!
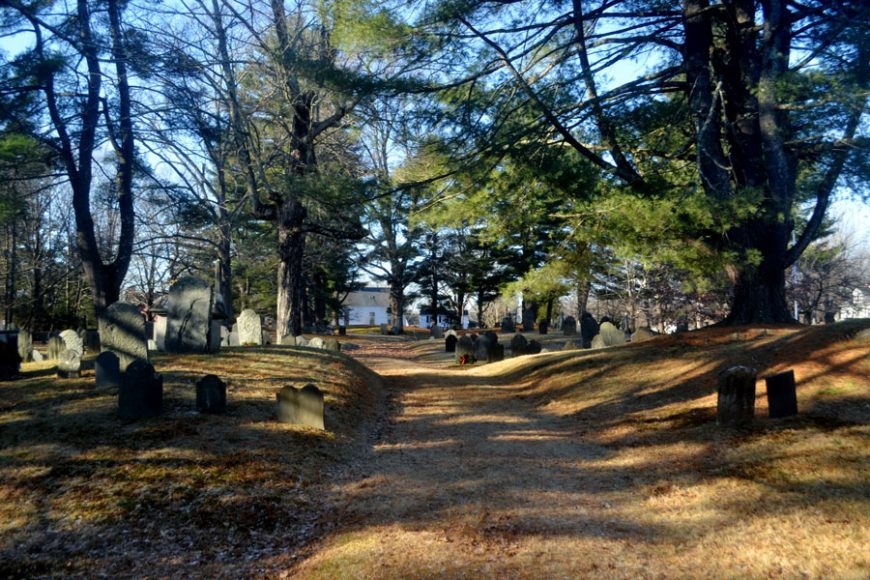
[322,337,341,352]
[196,374,227,414]
[527,340,542,355]
[445,335,457,353]
[31,350,44,362]
[17,329,32,363]
[562,317,577,336]
[276,384,324,429]
[764,370,798,418]
[99,302,148,372]
[95,351,121,388]
[473,334,492,363]
[118,360,163,419]
[308,337,326,349]
[296,336,309,347]
[47,336,64,361]
[717,366,757,426]
[281,334,296,346]
[511,334,529,356]
[501,316,516,333]
[237,309,262,345]
[165,276,213,353]
[57,349,81,378]
[456,335,476,364]
[59,329,84,358]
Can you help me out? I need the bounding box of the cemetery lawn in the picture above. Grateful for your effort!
[0,345,384,577]
[293,321,870,578]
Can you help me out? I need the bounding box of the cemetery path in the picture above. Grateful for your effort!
[291,341,627,578]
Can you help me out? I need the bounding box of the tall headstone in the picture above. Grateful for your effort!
[99,302,148,372]
[59,329,84,358]
[538,320,549,335]
[0,333,20,379]
[118,360,163,419]
[521,305,536,332]
[47,336,64,361]
[82,329,101,354]
[580,313,599,349]
[765,370,798,418]
[209,321,223,352]
[154,317,167,351]
[500,316,516,333]
[196,374,227,414]
[237,309,263,345]
[276,384,325,429]
[473,334,492,364]
[17,329,32,363]
[165,277,213,353]
[445,335,457,353]
[95,351,121,388]
[562,317,577,336]
[455,335,476,364]
[57,349,81,378]
[717,366,757,426]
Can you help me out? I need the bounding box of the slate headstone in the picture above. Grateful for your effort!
[209,321,223,352]
[48,336,64,361]
[445,335,458,353]
[473,333,492,363]
[521,305,535,332]
[322,337,341,352]
[765,370,798,419]
[526,340,542,355]
[538,320,549,335]
[57,349,81,378]
[0,335,20,379]
[118,359,163,419]
[95,351,121,388]
[580,313,599,349]
[276,384,325,429]
[82,329,101,354]
[17,329,32,363]
[165,276,213,353]
[59,329,84,358]
[676,318,690,333]
[500,316,516,333]
[562,317,577,336]
[237,309,262,345]
[456,335,476,364]
[380,323,388,335]
[154,317,167,351]
[99,302,148,372]
[717,366,757,426]
[196,374,227,414]
[511,334,529,356]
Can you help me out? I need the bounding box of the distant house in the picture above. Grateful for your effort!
[837,287,870,320]
[343,287,408,327]
[419,306,470,329]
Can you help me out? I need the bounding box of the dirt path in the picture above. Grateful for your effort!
[291,341,629,578]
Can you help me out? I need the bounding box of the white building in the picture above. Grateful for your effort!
[343,287,408,327]
[837,287,870,320]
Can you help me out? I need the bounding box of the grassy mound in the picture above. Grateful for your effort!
[0,345,383,578]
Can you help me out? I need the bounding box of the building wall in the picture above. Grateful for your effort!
[346,306,390,327]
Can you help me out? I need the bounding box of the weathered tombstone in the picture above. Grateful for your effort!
[526,340,542,355]
[590,334,606,349]
[445,329,458,339]
[717,366,757,426]
[445,335,458,353]
[99,302,148,372]
[429,326,444,339]
[500,316,516,333]
[308,337,326,350]
[521,305,536,333]
[484,331,499,345]
[196,374,227,414]
[764,370,798,418]
[296,336,309,347]
[379,323,388,335]
[262,329,273,345]
[511,334,528,356]
[118,360,163,419]
[220,326,231,347]
[209,321,222,352]
[57,349,81,378]
[580,313,599,349]
[631,327,656,343]
[59,329,84,358]
[562,317,577,336]
[473,334,492,363]
[95,351,121,388]
[561,340,579,351]
[854,328,870,341]
[154,317,167,351]
[337,326,347,336]
[280,334,296,346]
[276,384,325,429]
[0,335,20,379]
[675,318,690,333]
[145,321,155,341]
[47,336,64,361]
[31,350,44,362]
[323,337,341,352]
[165,277,213,353]
[17,329,32,363]
[455,335,476,364]
[228,331,240,346]
[538,320,549,335]
[237,309,262,345]
[592,322,626,348]
[491,343,505,362]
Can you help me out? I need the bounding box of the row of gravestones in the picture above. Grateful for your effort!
[445,331,541,364]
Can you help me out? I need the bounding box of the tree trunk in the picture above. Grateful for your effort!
[725,225,793,324]
[276,200,307,337]
[389,282,404,333]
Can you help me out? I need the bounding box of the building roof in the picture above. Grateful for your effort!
[345,287,391,309]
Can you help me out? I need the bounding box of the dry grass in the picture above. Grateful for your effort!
[293,321,870,579]
[0,345,383,578]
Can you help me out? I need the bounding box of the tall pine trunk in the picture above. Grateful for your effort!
[276,200,307,337]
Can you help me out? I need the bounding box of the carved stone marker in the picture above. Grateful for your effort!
[500,316,515,333]
[631,327,656,343]
[281,334,296,346]
[196,374,227,414]
[562,317,577,336]
[511,334,529,356]
[521,305,535,332]
[526,340,542,355]
[99,302,148,372]
[165,276,213,353]
[308,337,326,349]
[82,329,101,354]
[237,309,262,345]
[379,323,388,335]
[154,317,167,351]
[59,329,84,358]
[717,366,757,426]
[57,349,81,378]
[456,335,476,364]
[765,370,798,418]
[47,336,64,361]
[276,384,324,429]
[445,335,457,353]
[322,337,341,352]
[591,322,626,349]
[0,335,20,379]
[118,360,163,419]
[95,351,121,388]
[17,329,32,363]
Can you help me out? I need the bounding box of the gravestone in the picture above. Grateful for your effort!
[196,374,227,414]
[276,384,325,429]
[580,313,599,349]
[484,331,499,345]
[676,318,690,333]
[631,327,656,343]
[118,360,163,419]
[82,329,101,354]
[337,326,347,336]
[717,366,757,426]
[165,276,213,353]
[561,340,579,351]
[490,343,505,362]
[262,329,273,345]
[220,326,231,347]
[154,317,167,351]
[538,320,549,335]
[473,334,492,363]
[0,335,20,379]
[455,335,476,364]
[764,370,798,418]
[57,349,81,378]
[281,334,296,346]
[592,322,626,349]
[95,351,121,388]
[445,329,458,339]
[237,309,262,345]
[308,337,326,350]
[390,325,401,336]
[500,316,516,333]
[228,331,240,347]
[99,302,148,372]
[17,329,32,363]
[445,335,458,353]
[296,336,309,347]
[322,337,341,352]
[47,336,64,361]
[379,323,388,335]
[145,321,155,341]
[32,350,44,362]
[59,329,84,358]
[429,326,444,339]
[511,334,529,356]
[521,305,536,333]
[526,340,542,355]
[854,328,870,341]
[562,317,577,336]
[209,321,222,352]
